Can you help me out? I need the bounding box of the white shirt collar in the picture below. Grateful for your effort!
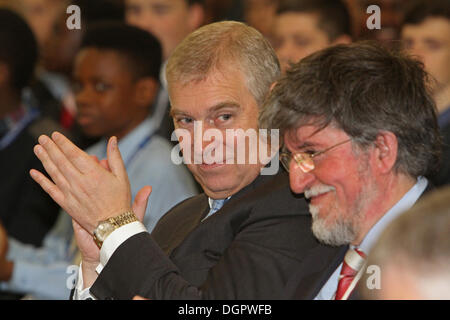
[208,196,231,209]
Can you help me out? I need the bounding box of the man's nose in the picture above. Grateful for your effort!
[193,121,222,157]
[289,162,315,194]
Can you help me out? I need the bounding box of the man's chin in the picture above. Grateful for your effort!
[309,206,356,247]
[202,183,235,200]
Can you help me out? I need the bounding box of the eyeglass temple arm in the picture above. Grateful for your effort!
[312,139,352,158]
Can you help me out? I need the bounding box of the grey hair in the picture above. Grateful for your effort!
[260,42,441,178]
[166,21,280,106]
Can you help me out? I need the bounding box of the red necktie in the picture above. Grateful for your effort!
[335,248,366,300]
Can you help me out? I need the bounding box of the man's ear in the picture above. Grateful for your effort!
[134,78,159,108]
[187,3,205,31]
[372,131,398,174]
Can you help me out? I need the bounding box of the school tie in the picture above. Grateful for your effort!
[202,198,228,221]
[335,248,367,300]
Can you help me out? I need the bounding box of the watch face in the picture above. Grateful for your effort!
[95,222,115,241]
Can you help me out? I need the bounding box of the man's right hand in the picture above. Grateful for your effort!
[72,185,152,289]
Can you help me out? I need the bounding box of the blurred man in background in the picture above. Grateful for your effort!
[272,0,352,74]
[401,0,450,186]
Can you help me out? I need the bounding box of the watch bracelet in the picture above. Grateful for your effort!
[108,211,138,227]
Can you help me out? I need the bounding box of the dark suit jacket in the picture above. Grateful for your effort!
[90,170,343,300]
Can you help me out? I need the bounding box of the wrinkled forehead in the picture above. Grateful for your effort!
[283,116,334,138]
[168,65,251,100]
[283,120,344,146]
[167,54,249,87]
[168,68,259,117]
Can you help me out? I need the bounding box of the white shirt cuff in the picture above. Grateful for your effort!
[96,221,147,273]
[73,263,96,300]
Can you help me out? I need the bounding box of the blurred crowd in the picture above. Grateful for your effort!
[0,0,449,300]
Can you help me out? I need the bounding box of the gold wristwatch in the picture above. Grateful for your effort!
[93,211,138,248]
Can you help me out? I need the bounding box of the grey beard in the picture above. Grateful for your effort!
[309,204,358,246]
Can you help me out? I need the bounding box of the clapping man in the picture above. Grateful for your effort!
[30,21,344,300]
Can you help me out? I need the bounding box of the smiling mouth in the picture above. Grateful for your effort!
[304,185,336,203]
[309,192,330,205]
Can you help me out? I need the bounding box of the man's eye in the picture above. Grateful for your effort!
[426,41,442,51]
[294,36,311,47]
[303,149,317,156]
[94,82,111,92]
[217,114,232,122]
[152,5,170,15]
[177,117,193,125]
[126,5,141,16]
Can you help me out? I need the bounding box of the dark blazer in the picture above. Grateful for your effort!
[90,170,343,300]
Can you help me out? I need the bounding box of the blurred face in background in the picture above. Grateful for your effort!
[244,0,278,41]
[20,0,67,52]
[125,0,204,60]
[402,17,450,99]
[272,12,333,74]
[42,12,83,75]
[73,49,154,140]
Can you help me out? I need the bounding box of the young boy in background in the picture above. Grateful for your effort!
[0,23,198,300]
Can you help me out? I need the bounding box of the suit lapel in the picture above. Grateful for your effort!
[152,195,210,256]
